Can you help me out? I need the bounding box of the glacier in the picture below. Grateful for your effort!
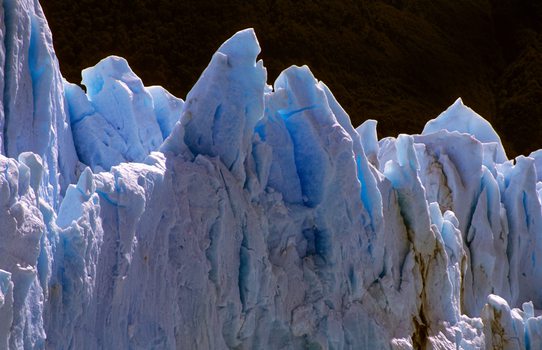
[1,1,542,349]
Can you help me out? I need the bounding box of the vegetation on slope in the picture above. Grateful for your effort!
[41,0,542,157]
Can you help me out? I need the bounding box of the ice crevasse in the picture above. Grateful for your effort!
[1,1,542,349]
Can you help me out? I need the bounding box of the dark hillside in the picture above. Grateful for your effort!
[41,0,542,157]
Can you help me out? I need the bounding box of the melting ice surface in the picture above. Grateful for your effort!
[1,2,542,350]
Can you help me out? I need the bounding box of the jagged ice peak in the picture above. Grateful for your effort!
[1,3,542,349]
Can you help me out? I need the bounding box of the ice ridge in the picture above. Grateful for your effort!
[1,2,542,349]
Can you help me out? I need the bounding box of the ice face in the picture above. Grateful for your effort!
[66,56,181,172]
[2,2,542,349]
[146,85,184,139]
[1,0,78,208]
[423,97,508,163]
[162,28,266,185]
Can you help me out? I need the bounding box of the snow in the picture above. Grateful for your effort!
[2,1,542,349]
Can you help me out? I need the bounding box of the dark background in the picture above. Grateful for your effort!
[41,0,542,157]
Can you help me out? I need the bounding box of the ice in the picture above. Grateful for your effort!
[271,65,349,207]
[66,56,181,171]
[1,0,78,207]
[423,97,507,163]
[0,270,14,349]
[356,119,379,165]
[255,87,303,203]
[528,149,542,182]
[81,56,163,157]
[498,156,542,307]
[3,2,542,348]
[480,294,542,349]
[146,85,183,139]
[163,28,266,185]
[0,155,46,348]
[64,81,127,171]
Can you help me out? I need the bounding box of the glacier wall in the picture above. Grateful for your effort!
[1,1,542,349]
